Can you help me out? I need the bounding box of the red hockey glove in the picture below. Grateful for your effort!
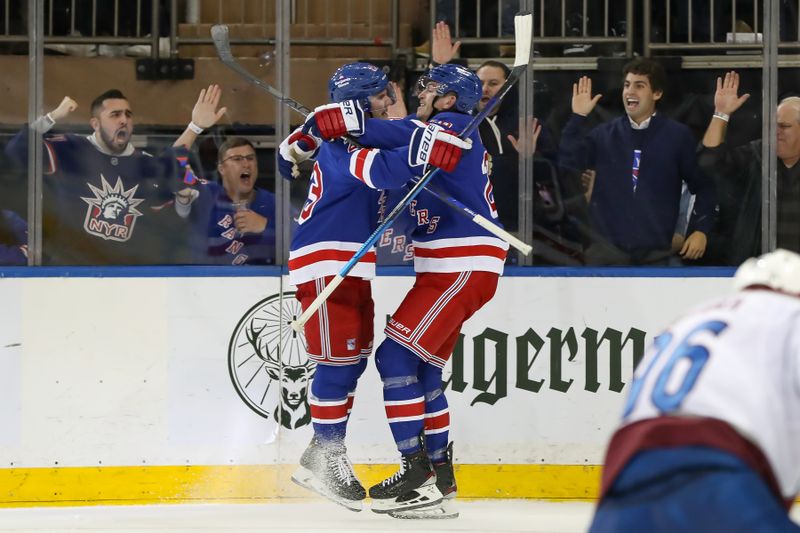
[409,124,472,173]
[278,126,320,180]
[301,100,367,140]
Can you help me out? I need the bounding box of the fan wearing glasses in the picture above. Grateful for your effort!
[176,137,277,265]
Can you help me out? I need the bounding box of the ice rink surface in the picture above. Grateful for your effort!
[1,500,799,533]
[0,500,595,533]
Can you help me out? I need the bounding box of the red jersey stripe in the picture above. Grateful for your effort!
[289,249,377,270]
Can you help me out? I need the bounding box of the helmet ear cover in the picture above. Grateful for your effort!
[732,249,800,296]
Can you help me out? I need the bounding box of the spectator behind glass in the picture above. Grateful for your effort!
[559,58,716,266]
[698,71,800,266]
[428,22,586,265]
[4,86,225,265]
[0,209,28,266]
[175,137,278,265]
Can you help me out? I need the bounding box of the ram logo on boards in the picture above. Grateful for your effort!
[228,293,315,429]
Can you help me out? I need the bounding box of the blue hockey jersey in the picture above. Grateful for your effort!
[184,180,276,265]
[350,112,509,274]
[288,133,414,285]
[6,129,198,265]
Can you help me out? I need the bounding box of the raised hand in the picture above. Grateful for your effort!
[508,117,541,158]
[431,21,461,65]
[49,96,78,122]
[191,84,227,129]
[714,71,750,116]
[572,76,602,116]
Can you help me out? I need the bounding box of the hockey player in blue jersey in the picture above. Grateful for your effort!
[281,62,471,513]
[5,86,224,265]
[290,63,505,518]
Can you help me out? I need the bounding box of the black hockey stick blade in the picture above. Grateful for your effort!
[210,24,311,116]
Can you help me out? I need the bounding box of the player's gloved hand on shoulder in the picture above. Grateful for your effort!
[278,127,320,180]
[301,100,367,140]
[409,123,472,173]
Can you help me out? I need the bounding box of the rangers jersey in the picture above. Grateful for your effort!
[6,129,197,265]
[184,180,276,265]
[289,132,414,285]
[605,288,800,502]
[351,111,509,274]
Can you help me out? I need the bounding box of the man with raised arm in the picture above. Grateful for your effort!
[559,58,716,265]
[4,85,224,264]
[698,71,800,265]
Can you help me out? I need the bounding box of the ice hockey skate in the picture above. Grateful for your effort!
[291,435,366,512]
[369,445,444,514]
[389,442,459,519]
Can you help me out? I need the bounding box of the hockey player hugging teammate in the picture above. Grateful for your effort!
[280,62,507,519]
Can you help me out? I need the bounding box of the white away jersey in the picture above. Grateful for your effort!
[620,288,800,498]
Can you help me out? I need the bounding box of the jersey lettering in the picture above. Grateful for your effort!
[416,208,430,226]
[218,214,233,229]
[392,235,406,253]
[226,240,244,255]
[427,216,440,234]
[379,228,394,247]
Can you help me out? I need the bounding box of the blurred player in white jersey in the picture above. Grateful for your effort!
[590,249,800,532]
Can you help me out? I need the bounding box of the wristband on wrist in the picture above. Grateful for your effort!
[45,112,56,125]
[713,111,730,123]
[187,121,204,134]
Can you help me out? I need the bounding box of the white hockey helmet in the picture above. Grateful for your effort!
[732,249,800,296]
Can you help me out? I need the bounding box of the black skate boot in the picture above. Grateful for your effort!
[389,441,459,519]
[291,435,366,512]
[369,443,443,514]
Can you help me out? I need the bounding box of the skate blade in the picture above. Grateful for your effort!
[389,500,459,520]
[370,482,443,514]
[290,467,363,513]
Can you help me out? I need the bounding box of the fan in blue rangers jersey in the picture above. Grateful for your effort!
[4,86,225,265]
[280,61,471,514]
[289,63,507,519]
[175,137,277,265]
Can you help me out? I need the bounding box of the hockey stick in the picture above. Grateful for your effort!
[290,12,534,332]
[210,23,532,256]
[210,24,311,117]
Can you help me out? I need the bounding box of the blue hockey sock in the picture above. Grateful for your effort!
[310,362,364,442]
[420,363,449,464]
[375,338,425,455]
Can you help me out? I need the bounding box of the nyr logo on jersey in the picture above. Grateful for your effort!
[81,175,144,242]
[229,293,315,429]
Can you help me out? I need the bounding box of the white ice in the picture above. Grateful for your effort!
[0,500,593,533]
[1,500,799,532]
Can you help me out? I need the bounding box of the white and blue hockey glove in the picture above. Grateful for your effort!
[409,123,472,173]
[301,100,367,140]
[278,126,321,180]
